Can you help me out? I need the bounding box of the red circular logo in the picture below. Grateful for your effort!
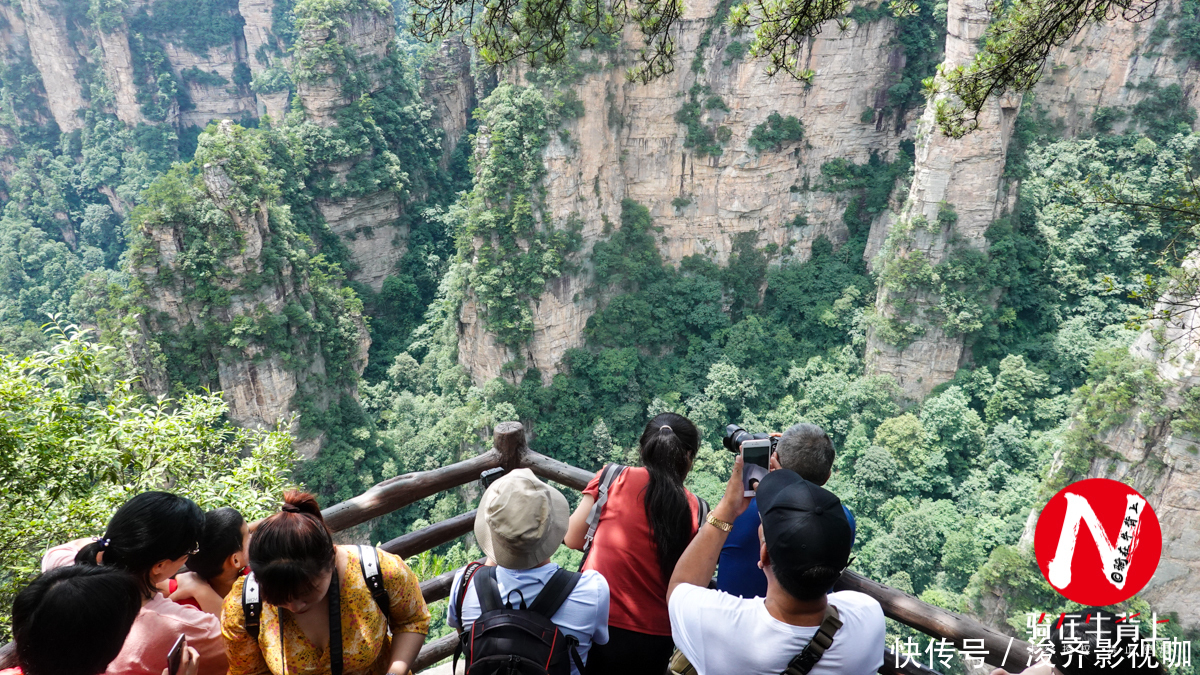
[1034,478,1162,605]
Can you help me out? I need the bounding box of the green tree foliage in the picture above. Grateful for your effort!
[0,324,297,638]
[456,83,582,348]
[748,112,804,152]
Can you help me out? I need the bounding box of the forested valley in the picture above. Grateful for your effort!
[0,0,1198,666]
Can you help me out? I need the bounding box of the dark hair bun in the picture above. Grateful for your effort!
[281,490,324,520]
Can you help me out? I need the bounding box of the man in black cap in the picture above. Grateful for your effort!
[667,456,884,675]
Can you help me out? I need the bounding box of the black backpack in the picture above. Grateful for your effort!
[580,463,710,569]
[453,564,585,675]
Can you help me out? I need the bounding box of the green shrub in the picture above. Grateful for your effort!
[749,112,804,152]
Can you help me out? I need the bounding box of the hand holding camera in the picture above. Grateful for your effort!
[722,424,778,497]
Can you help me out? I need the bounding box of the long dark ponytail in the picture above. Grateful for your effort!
[75,491,204,598]
[638,412,700,580]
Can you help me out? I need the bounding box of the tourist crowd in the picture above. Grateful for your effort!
[2,415,1154,675]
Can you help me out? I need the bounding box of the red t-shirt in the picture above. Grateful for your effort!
[583,466,699,636]
[167,578,202,611]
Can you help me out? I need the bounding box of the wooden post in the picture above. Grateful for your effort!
[494,421,526,471]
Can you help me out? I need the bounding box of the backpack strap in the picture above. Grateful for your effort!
[451,561,487,675]
[241,572,262,640]
[473,565,505,614]
[527,568,582,619]
[357,545,390,618]
[696,496,709,530]
[781,604,842,675]
[580,464,627,570]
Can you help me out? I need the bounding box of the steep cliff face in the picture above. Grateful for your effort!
[1032,1,1200,136]
[862,0,1021,398]
[421,38,476,166]
[294,1,415,292]
[164,41,258,127]
[1059,263,1200,627]
[862,0,1198,399]
[96,26,150,126]
[132,121,370,458]
[17,0,88,132]
[460,0,915,383]
[238,0,291,120]
[293,4,394,126]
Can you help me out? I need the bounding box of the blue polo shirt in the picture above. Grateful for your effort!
[716,498,857,598]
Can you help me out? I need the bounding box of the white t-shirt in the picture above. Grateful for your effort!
[669,585,885,675]
[448,564,611,675]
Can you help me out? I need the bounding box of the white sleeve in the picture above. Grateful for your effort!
[587,571,610,646]
[668,584,714,672]
[446,570,466,629]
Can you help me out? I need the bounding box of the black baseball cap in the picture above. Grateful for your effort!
[756,469,852,573]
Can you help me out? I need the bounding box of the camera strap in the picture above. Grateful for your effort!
[781,604,841,675]
[328,565,344,675]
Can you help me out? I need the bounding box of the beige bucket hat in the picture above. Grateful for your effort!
[474,468,569,569]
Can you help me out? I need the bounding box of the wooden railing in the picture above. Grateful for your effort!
[345,421,1037,674]
[0,421,1037,674]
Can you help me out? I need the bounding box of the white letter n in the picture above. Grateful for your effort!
[1046,492,1145,591]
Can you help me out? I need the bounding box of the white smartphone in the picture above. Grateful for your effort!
[741,440,772,497]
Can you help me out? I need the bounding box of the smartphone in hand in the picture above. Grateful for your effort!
[166,634,186,675]
[741,440,772,497]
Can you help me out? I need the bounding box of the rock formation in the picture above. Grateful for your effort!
[17,0,88,132]
[96,26,149,126]
[1056,257,1200,627]
[293,1,417,292]
[164,41,258,128]
[862,0,1021,398]
[460,0,915,383]
[133,120,370,459]
[239,0,292,120]
[421,37,476,166]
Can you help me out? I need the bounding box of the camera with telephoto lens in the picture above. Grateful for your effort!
[721,424,778,454]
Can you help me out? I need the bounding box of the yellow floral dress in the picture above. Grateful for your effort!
[222,546,431,675]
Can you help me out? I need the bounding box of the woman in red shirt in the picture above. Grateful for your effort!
[564,413,702,675]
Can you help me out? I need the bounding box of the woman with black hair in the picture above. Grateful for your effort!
[564,412,705,675]
[170,507,250,615]
[41,491,227,675]
[8,565,142,675]
[222,490,430,675]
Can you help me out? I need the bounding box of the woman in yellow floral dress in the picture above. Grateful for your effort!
[221,491,430,675]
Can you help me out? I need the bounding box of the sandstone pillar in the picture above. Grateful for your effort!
[863,0,1021,398]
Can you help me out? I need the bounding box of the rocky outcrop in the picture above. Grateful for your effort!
[238,0,291,120]
[1061,258,1200,628]
[460,0,913,383]
[862,0,1021,398]
[422,37,476,165]
[293,5,395,127]
[163,41,258,127]
[135,121,370,458]
[17,0,88,132]
[1031,2,1200,136]
[315,189,405,291]
[96,27,149,126]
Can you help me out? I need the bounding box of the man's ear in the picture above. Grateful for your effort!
[760,541,771,571]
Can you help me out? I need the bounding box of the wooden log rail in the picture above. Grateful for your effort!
[0,422,1035,674]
